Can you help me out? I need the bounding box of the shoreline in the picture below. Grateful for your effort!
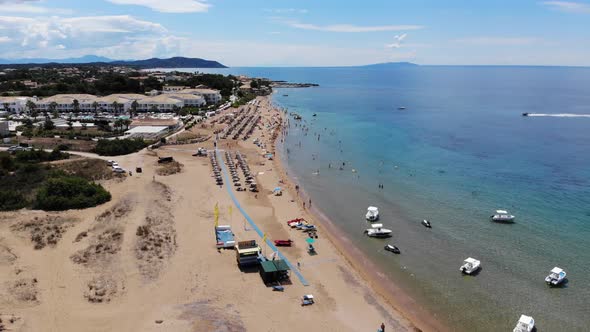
[268,96,446,332]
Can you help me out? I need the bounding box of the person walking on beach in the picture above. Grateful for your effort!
[309,199,312,208]
[380,322,385,332]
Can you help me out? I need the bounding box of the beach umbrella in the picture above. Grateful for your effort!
[273,187,282,192]
[306,238,315,244]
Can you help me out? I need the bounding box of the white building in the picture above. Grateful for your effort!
[0,96,36,113]
[164,88,222,104]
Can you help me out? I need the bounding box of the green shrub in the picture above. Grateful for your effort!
[0,190,28,211]
[94,138,146,156]
[34,176,111,211]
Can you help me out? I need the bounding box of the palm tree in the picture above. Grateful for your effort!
[123,119,132,131]
[130,100,138,117]
[114,118,124,132]
[26,100,37,117]
[172,105,180,116]
[111,101,120,116]
[92,101,99,116]
[72,99,80,114]
[150,105,159,113]
[67,116,74,131]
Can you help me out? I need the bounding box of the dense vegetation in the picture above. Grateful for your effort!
[34,176,111,211]
[94,138,147,156]
[0,66,237,98]
[0,149,111,211]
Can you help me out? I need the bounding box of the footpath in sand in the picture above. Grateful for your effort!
[0,96,425,332]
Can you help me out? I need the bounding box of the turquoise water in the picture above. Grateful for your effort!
[197,66,590,330]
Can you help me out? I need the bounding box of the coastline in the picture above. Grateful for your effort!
[268,95,446,332]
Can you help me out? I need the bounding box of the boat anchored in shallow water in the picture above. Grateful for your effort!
[384,244,400,254]
[366,206,379,221]
[460,257,481,275]
[364,224,392,238]
[513,315,535,332]
[490,210,515,223]
[422,219,432,228]
[545,267,566,286]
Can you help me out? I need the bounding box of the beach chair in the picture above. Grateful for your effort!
[272,285,284,292]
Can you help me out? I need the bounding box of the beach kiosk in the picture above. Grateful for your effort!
[259,259,291,284]
[235,240,262,267]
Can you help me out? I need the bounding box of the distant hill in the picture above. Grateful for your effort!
[0,56,227,68]
[361,62,418,68]
[110,57,227,68]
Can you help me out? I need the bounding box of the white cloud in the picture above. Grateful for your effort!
[541,1,590,13]
[454,37,539,46]
[282,20,423,32]
[386,33,408,48]
[107,0,210,13]
[265,8,308,14]
[0,15,168,58]
[0,36,12,43]
[0,1,73,15]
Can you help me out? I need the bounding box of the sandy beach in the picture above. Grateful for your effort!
[0,95,441,331]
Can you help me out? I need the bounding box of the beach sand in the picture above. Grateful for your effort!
[0,96,441,331]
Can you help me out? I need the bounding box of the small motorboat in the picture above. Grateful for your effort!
[364,224,392,238]
[460,257,481,275]
[545,267,566,286]
[312,113,317,117]
[522,112,529,117]
[384,244,400,254]
[513,314,535,332]
[398,106,406,110]
[366,206,379,221]
[274,239,293,247]
[283,94,289,97]
[490,210,515,223]
[422,219,432,228]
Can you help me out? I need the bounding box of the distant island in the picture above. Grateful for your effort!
[0,56,227,69]
[361,62,418,68]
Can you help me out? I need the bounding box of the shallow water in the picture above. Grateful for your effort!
[194,66,590,331]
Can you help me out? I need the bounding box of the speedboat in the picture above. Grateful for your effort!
[384,244,400,254]
[422,219,432,228]
[522,112,529,117]
[545,267,566,286]
[366,206,379,221]
[490,210,515,223]
[365,224,392,238]
[513,315,535,332]
[460,257,481,275]
[398,106,406,110]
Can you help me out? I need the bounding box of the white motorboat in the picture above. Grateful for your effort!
[384,244,400,254]
[513,315,535,332]
[490,210,515,222]
[460,257,481,275]
[366,206,379,221]
[422,219,432,228]
[545,267,566,286]
[364,224,392,238]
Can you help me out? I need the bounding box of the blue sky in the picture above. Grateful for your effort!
[0,0,589,66]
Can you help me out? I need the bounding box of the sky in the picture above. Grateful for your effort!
[0,0,590,66]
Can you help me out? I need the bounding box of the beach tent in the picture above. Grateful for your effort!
[305,238,315,244]
[259,259,290,284]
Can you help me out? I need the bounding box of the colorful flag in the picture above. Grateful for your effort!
[214,203,219,226]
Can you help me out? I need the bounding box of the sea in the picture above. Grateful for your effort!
[176,66,590,331]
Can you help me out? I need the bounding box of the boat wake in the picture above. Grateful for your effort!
[525,113,590,118]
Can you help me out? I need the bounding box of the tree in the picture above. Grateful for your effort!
[48,101,58,118]
[123,119,132,131]
[111,101,120,116]
[67,116,74,131]
[72,99,80,114]
[114,118,124,132]
[2,102,9,113]
[172,105,180,115]
[130,100,138,117]
[26,100,37,117]
[92,101,99,116]
[44,118,55,130]
[52,109,59,119]
[150,105,159,113]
